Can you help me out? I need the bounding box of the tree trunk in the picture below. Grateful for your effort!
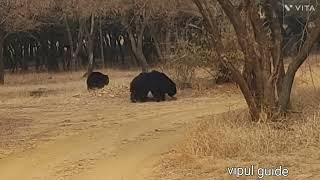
[128,28,149,72]
[64,15,85,71]
[124,35,138,67]
[86,14,95,75]
[64,15,75,71]
[116,38,125,67]
[165,29,171,61]
[99,16,105,69]
[279,17,320,112]
[0,31,5,85]
[149,26,165,63]
[193,0,320,120]
[152,34,165,63]
[192,0,266,121]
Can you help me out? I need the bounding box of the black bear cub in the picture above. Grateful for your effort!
[86,71,109,90]
[130,70,177,102]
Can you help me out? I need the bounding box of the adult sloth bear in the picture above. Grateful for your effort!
[130,70,177,102]
[86,71,109,90]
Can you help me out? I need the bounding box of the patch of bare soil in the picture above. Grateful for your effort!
[0,70,245,180]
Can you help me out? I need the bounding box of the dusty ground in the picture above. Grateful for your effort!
[150,57,320,180]
[0,70,245,180]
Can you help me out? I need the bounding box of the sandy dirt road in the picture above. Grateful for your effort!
[0,77,245,180]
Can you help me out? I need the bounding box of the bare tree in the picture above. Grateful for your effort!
[120,0,180,72]
[63,15,86,71]
[0,0,53,84]
[85,14,95,74]
[58,0,111,72]
[99,16,105,68]
[122,1,150,72]
[192,0,320,121]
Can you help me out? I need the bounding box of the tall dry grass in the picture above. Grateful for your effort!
[152,57,320,179]
[182,108,320,161]
[152,91,320,180]
[181,55,320,160]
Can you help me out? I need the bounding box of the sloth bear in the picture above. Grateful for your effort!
[130,70,177,102]
[86,71,109,90]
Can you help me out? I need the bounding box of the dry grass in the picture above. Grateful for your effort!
[3,69,139,86]
[1,67,220,103]
[152,56,320,180]
[152,98,320,179]
[2,58,320,179]
[0,69,142,159]
[182,109,320,159]
[0,69,139,100]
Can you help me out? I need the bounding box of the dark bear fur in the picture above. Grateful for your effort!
[130,72,150,102]
[130,70,177,103]
[148,70,177,101]
[86,71,109,90]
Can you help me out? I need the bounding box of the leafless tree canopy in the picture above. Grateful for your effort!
[191,0,320,120]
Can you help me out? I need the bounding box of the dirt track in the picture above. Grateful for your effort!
[0,73,245,180]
